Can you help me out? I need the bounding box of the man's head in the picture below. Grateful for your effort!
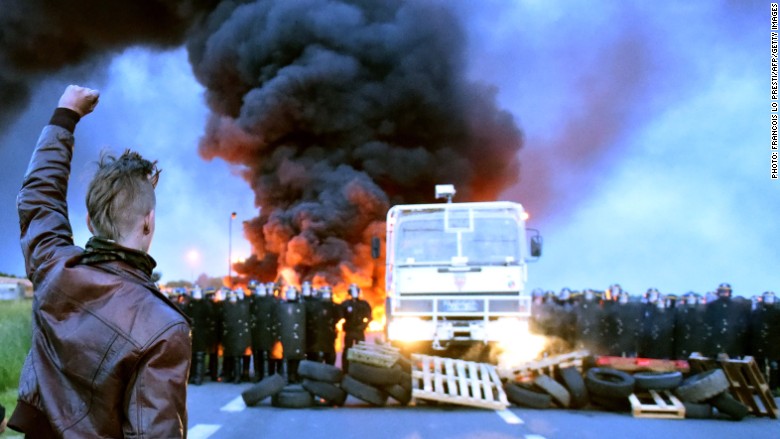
[86,149,160,252]
[716,282,732,299]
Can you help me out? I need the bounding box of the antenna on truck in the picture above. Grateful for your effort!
[435,184,456,203]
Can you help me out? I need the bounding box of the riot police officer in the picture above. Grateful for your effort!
[311,286,341,364]
[222,288,252,383]
[186,285,211,385]
[277,285,306,383]
[605,290,640,357]
[204,287,222,381]
[340,283,372,372]
[750,291,780,392]
[674,292,707,360]
[301,281,320,362]
[249,282,279,380]
[704,283,750,358]
[574,288,604,355]
[638,288,675,359]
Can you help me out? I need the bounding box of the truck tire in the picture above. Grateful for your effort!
[675,369,730,403]
[633,371,683,391]
[347,362,403,386]
[559,366,589,409]
[241,373,286,406]
[711,392,748,421]
[385,383,413,405]
[342,374,389,406]
[297,360,343,383]
[396,356,412,373]
[534,374,571,408]
[585,368,635,399]
[398,371,412,391]
[302,379,347,406]
[504,383,552,409]
[271,385,314,408]
[683,402,713,419]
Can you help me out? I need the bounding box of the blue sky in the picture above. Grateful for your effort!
[0,1,774,297]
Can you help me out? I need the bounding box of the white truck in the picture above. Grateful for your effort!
[379,185,541,357]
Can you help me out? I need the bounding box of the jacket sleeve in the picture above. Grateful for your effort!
[17,109,81,284]
[124,322,191,439]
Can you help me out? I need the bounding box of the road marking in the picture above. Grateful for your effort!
[188,424,221,439]
[220,395,246,412]
[525,435,546,439]
[496,409,523,424]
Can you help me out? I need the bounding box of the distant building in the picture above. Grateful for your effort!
[0,276,33,300]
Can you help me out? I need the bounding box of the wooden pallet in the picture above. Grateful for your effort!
[411,354,508,410]
[346,341,401,368]
[629,390,685,419]
[499,350,590,382]
[688,354,778,419]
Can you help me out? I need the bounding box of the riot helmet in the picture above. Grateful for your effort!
[348,283,360,299]
[302,281,313,298]
[236,287,245,300]
[558,287,571,302]
[285,285,299,302]
[319,286,333,301]
[763,291,776,305]
[192,285,203,300]
[583,289,595,302]
[645,288,660,304]
[618,291,630,304]
[716,283,732,299]
[683,292,697,306]
[255,283,268,297]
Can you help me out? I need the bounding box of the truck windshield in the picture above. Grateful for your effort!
[394,207,520,264]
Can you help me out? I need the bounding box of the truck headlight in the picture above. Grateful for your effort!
[389,318,431,342]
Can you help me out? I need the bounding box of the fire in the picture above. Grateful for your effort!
[495,332,549,371]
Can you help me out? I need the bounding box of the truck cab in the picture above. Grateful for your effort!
[383,185,541,357]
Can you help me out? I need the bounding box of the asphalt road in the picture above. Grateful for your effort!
[186,381,780,439]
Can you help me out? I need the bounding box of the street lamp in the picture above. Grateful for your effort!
[229,212,237,288]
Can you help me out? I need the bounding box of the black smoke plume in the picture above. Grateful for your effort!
[188,0,523,296]
[0,0,218,128]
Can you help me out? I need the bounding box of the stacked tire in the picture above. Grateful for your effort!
[503,367,582,410]
[241,360,347,408]
[298,360,347,406]
[585,367,635,412]
[342,361,412,406]
[674,369,748,420]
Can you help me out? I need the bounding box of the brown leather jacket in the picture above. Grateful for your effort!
[10,112,191,438]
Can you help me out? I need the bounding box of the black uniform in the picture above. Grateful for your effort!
[222,296,252,383]
[604,300,640,357]
[250,293,279,379]
[276,298,306,382]
[673,301,706,360]
[703,296,750,358]
[638,303,675,359]
[303,294,320,362]
[750,301,780,390]
[574,299,604,355]
[186,296,213,385]
[340,297,372,372]
[310,297,342,364]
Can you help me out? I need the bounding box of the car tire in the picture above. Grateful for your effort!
[347,362,403,386]
[302,379,347,406]
[711,392,749,421]
[534,374,571,408]
[342,374,389,406]
[271,385,314,408]
[385,383,413,405]
[504,383,552,409]
[633,371,683,391]
[675,369,730,403]
[683,402,714,419]
[585,368,635,399]
[297,360,343,383]
[559,366,589,409]
[241,373,286,406]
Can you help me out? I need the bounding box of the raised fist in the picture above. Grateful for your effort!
[58,85,100,117]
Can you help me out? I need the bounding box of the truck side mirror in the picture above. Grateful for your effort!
[526,229,542,259]
[530,235,543,258]
[371,236,381,259]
